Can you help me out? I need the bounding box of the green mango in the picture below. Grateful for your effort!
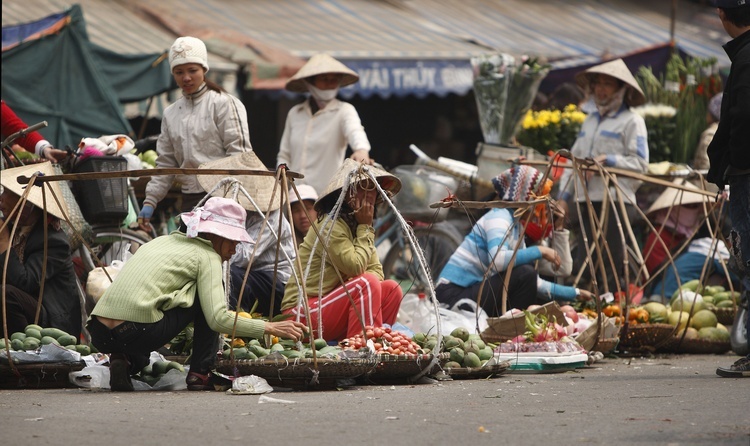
[41,336,60,346]
[24,328,42,340]
[57,334,78,346]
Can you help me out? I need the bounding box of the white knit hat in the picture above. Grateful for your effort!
[169,36,209,72]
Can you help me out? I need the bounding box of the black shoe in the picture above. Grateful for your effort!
[716,356,750,378]
[109,356,134,391]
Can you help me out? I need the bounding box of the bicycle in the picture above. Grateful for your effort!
[376,164,466,294]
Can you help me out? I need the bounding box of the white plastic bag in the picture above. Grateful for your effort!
[86,259,126,303]
[397,293,435,333]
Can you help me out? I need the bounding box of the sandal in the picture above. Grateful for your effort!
[186,371,214,391]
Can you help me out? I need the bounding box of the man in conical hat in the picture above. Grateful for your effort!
[557,58,649,294]
[277,53,372,196]
[0,162,81,337]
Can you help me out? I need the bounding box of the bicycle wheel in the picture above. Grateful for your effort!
[382,223,463,294]
[79,226,153,272]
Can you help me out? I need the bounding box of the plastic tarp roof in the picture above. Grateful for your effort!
[1,5,173,147]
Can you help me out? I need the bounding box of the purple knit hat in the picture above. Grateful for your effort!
[492,165,547,202]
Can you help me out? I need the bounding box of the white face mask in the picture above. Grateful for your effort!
[308,84,339,103]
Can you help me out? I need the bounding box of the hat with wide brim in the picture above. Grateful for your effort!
[0,162,69,220]
[181,196,253,243]
[575,58,646,107]
[646,179,715,215]
[315,159,401,213]
[285,53,359,93]
[197,152,281,212]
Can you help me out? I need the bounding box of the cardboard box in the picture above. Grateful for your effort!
[481,301,568,343]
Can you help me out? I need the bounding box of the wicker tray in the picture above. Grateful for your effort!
[445,360,511,379]
[659,337,732,354]
[590,337,620,355]
[366,353,447,383]
[216,356,378,389]
[0,361,85,389]
[714,308,736,327]
[618,323,675,353]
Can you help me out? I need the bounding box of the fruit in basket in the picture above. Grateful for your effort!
[674,327,699,340]
[57,334,78,346]
[10,332,26,342]
[668,311,691,330]
[23,338,40,350]
[24,328,42,340]
[670,291,705,315]
[690,310,718,330]
[449,347,465,364]
[463,352,482,368]
[450,327,470,342]
[11,338,25,351]
[642,302,668,323]
[697,326,730,342]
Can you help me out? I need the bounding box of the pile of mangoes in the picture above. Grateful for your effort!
[0,324,92,355]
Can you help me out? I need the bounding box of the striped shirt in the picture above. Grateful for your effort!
[438,208,578,301]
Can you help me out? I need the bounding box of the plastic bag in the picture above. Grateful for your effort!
[86,260,126,303]
[397,293,435,333]
[226,375,273,395]
[69,351,188,391]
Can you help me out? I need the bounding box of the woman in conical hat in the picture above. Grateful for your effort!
[280,160,403,341]
[277,53,372,196]
[0,162,81,337]
[436,165,592,317]
[557,58,650,294]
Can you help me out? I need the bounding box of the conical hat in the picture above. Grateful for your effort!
[0,162,69,220]
[197,152,281,212]
[646,179,714,215]
[575,58,646,107]
[285,53,359,93]
[315,159,401,213]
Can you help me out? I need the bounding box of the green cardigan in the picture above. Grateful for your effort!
[91,232,265,339]
[282,216,382,311]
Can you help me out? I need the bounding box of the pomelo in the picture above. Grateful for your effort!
[689,310,718,330]
[668,311,691,330]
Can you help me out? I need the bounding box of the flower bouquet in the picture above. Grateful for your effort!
[631,104,678,163]
[636,54,722,164]
[516,104,586,155]
[472,54,550,146]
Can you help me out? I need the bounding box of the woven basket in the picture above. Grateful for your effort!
[590,337,619,355]
[216,356,377,389]
[445,360,511,380]
[714,308,736,327]
[659,336,732,354]
[366,353,447,383]
[0,361,85,389]
[618,323,675,353]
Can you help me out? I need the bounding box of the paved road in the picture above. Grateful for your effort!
[2,353,748,446]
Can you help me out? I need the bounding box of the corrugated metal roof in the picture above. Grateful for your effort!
[128,0,491,59]
[125,0,728,64]
[1,0,237,69]
[400,0,728,64]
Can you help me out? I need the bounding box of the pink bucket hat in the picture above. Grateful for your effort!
[181,197,253,243]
